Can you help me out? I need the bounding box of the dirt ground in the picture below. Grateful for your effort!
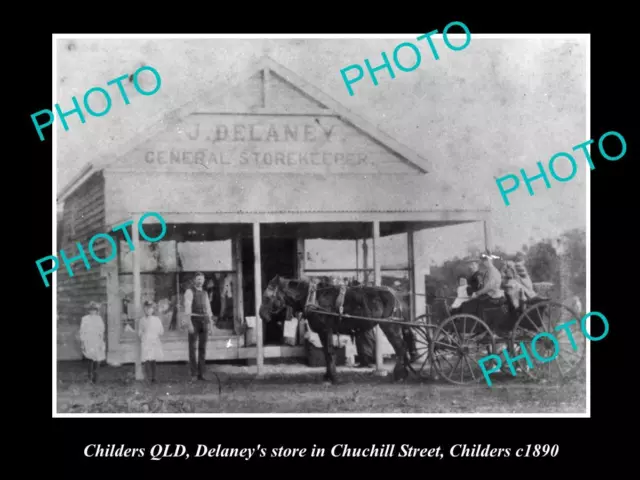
[56,360,587,414]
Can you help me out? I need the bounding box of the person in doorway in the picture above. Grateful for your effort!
[78,301,106,384]
[265,305,287,344]
[219,274,234,329]
[205,276,221,328]
[182,272,214,381]
[138,300,164,383]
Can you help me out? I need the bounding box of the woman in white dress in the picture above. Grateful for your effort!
[138,300,165,383]
[79,301,106,383]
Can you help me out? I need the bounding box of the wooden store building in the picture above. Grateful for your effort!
[56,56,492,372]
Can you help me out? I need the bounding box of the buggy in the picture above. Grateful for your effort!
[406,283,586,384]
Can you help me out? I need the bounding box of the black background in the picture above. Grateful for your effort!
[15,8,632,474]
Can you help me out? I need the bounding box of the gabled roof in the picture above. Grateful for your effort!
[57,56,431,203]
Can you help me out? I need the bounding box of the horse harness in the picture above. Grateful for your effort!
[303,280,347,318]
[267,279,405,329]
[304,280,401,324]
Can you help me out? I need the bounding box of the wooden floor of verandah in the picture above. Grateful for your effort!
[58,341,306,362]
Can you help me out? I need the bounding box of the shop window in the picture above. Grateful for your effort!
[177,240,236,333]
[117,239,238,337]
[177,241,233,271]
[119,240,178,273]
[119,273,178,336]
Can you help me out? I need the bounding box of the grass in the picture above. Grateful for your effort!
[56,360,587,414]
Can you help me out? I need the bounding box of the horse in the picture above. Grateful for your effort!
[258,275,411,384]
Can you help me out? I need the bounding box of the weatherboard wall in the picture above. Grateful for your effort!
[57,172,108,360]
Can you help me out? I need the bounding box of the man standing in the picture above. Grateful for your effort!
[182,272,214,381]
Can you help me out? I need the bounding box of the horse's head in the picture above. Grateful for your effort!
[259,276,309,322]
[258,275,285,323]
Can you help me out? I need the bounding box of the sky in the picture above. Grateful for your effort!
[55,36,587,269]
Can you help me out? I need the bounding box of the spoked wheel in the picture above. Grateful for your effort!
[406,314,438,379]
[431,314,496,385]
[510,300,585,381]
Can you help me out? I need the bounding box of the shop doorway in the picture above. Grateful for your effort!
[241,237,297,317]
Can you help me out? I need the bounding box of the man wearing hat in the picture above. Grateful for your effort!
[182,272,214,381]
[459,252,505,322]
[465,257,484,297]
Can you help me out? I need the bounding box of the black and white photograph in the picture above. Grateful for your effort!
[51,33,589,416]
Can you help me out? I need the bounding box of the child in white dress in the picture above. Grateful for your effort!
[450,277,470,310]
[138,300,164,383]
[79,301,106,383]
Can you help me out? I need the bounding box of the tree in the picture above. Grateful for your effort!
[559,227,586,303]
[429,229,585,303]
[525,240,559,284]
[430,256,465,293]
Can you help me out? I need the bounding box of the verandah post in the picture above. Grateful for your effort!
[132,214,144,380]
[233,234,244,339]
[483,219,493,253]
[372,220,385,374]
[407,226,417,322]
[253,222,264,376]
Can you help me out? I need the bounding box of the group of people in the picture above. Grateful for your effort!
[77,259,540,382]
[449,252,537,321]
[78,271,216,384]
[79,299,165,383]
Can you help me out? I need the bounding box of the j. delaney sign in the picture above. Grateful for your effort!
[182,122,336,143]
[123,115,415,175]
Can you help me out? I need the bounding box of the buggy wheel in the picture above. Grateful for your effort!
[510,300,585,381]
[406,314,438,379]
[431,314,496,385]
